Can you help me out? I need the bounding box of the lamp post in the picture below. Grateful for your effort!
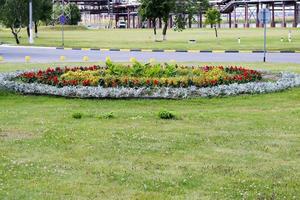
[29,0,34,44]
[61,0,65,47]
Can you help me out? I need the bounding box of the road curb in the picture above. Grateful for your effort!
[1,45,298,53]
[54,47,299,53]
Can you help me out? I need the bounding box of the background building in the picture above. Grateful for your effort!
[54,0,300,28]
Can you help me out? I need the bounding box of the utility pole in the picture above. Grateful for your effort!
[62,0,64,47]
[29,0,34,44]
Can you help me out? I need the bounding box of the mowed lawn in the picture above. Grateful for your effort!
[0,27,300,51]
[0,62,300,199]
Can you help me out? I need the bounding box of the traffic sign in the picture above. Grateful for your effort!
[59,15,66,25]
[258,8,271,24]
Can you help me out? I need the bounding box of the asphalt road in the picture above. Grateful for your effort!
[0,45,300,63]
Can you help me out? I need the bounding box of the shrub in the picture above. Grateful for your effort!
[72,112,82,119]
[103,112,114,119]
[158,110,176,120]
[97,112,115,119]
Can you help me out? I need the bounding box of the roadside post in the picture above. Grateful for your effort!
[258,7,270,62]
[59,14,66,47]
[60,0,66,47]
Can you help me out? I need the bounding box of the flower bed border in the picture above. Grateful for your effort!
[0,70,300,99]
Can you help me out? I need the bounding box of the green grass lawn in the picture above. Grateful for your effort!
[0,62,300,199]
[0,27,300,51]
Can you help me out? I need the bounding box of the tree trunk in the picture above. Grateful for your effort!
[34,21,38,38]
[152,19,157,41]
[10,27,20,44]
[162,20,168,41]
[214,26,218,38]
[188,16,192,28]
[27,26,30,38]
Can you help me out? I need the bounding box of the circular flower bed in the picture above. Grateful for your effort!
[0,60,300,99]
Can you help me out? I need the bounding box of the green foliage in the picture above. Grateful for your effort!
[139,0,175,38]
[158,110,176,119]
[205,8,222,27]
[65,3,81,25]
[22,0,52,25]
[164,64,177,77]
[131,62,146,77]
[72,112,82,119]
[96,112,115,119]
[0,0,52,43]
[144,64,164,77]
[105,61,181,78]
[0,0,26,44]
[53,2,81,25]
[173,0,210,31]
[205,8,222,38]
[102,112,114,119]
[39,0,53,25]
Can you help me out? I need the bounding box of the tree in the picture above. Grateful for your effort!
[139,0,175,41]
[65,3,81,25]
[21,0,52,38]
[186,0,209,28]
[139,0,161,41]
[52,2,81,25]
[173,0,209,30]
[161,0,175,40]
[205,8,222,38]
[0,0,27,44]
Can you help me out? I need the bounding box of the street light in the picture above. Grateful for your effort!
[29,0,34,44]
[61,0,65,47]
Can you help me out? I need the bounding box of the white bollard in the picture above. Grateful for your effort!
[288,30,292,42]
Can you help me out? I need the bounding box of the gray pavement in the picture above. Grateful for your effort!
[0,45,299,63]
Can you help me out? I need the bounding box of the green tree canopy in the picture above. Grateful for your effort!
[53,2,81,25]
[205,8,222,37]
[173,0,210,31]
[0,0,27,44]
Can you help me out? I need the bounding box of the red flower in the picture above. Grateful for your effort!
[82,80,91,86]
[52,76,59,85]
[153,80,159,86]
